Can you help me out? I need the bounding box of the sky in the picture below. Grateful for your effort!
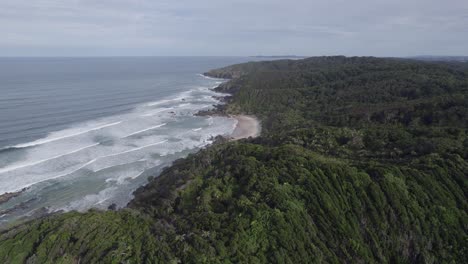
[1,0,467,57]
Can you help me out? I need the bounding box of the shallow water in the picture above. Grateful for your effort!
[0,57,250,224]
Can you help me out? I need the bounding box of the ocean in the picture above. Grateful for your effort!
[0,56,252,225]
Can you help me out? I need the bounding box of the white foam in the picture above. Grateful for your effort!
[121,170,144,183]
[197,73,225,81]
[95,160,147,174]
[10,122,121,149]
[0,143,100,174]
[145,92,189,107]
[140,108,174,117]
[146,99,176,107]
[123,123,167,138]
[177,103,191,108]
[39,158,98,183]
[64,186,119,212]
[0,81,239,219]
[98,140,168,159]
[94,197,110,206]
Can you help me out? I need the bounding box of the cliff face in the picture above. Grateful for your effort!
[1,56,467,264]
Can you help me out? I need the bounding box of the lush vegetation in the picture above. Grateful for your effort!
[208,56,468,133]
[0,211,172,263]
[1,57,467,263]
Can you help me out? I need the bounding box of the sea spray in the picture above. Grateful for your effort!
[0,75,235,225]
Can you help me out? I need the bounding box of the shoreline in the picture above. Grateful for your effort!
[229,115,261,140]
[0,74,254,226]
[0,75,240,226]
[201,73,261,140]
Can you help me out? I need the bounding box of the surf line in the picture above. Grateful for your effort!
[100,140,168,159]
[9,121,122,149]
[123,123,167,138]
[27,158,99,186]
[141,108,174,117]
[2,157,99,205]
[0,143,100,174]
[1,140,168,193]
[31,141,167,186]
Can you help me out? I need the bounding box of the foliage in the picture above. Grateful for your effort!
[208,56,468,132]
[0,210,175,263]
[1,57,467,263]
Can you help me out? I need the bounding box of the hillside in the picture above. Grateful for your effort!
[0,57,467,263]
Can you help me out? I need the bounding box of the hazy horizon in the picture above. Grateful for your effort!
[1,55,467,60]
[1,0,467,57]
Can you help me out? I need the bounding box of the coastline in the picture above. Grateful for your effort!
[2,57,466,262]
[229,115,261,140]
[0,72,242,227]
[0,72,252,225]
[199,74,261,140]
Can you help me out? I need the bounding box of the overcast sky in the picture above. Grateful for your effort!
[1,0,467,57]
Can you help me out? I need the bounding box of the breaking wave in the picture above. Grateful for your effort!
[0,76,235,224]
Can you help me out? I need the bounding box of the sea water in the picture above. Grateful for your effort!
[0,56,251,225]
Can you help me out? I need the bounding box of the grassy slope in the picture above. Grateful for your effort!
[1,57,467,263]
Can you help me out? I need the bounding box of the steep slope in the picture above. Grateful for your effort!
[1,57,467,263]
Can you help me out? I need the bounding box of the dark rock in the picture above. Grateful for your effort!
[0,188,27,205]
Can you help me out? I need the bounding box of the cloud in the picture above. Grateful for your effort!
[0,0,466,56]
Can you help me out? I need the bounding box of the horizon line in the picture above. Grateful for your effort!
[0,54,466,59]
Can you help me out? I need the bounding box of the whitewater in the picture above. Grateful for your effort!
[0,57,250,225]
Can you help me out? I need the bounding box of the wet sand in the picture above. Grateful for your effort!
[230,115,261,140]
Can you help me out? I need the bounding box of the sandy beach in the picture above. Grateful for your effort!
[230,115,261,140]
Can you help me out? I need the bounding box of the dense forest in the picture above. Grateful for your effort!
[0,57,467,263]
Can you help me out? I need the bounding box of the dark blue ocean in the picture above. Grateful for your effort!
[0,57,252,224]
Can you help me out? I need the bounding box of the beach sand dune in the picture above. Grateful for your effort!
[230,115,261,140]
